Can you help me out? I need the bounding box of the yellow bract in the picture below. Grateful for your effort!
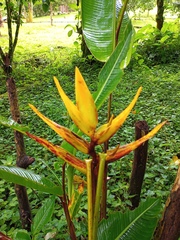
[106,121,167,162]
[26,132,87,174]
[29,104,90,154]
[93,87,142,144]
[54,67,98,137]
[54,68,142,145]
[75,67,98,132]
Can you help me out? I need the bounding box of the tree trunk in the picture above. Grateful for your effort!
[129,120,149,209]
[81,34,91,58]
[50,3,53,26]
[154,166,180,240]
[1,1,34,231]
[156,0,164,30]
[0,11,3,27]
[26,1,33,23]
[6,76,34,230]
[0,11,3,37]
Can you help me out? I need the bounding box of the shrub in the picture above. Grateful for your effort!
[132,20,180,66]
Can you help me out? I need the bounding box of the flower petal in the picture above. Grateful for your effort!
[26,132,86,174]
[75,67,98,133]
[54,76,95,137]
[94,87,142,144]
[29,104,90,154]
[106,121,167,162]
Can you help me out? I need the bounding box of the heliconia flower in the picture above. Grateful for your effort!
[26,132,87,174]
[93,87,142,144]
[54,67,98,137]
[29,104,90,154]
[53,68,143,145]
[26,67,166,174]
[106,121,167,162]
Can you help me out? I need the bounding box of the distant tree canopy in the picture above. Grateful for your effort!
[127,0,155,14]
[127,0,179,16]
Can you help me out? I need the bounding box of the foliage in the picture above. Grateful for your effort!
[127,0,155,14]
[131,19,180,66]
[98,198,161,240]
[0,66,165,239]
[33,1,50,17]
[0,46,179,238]
[0,166,62,195]
[0,11,180,240]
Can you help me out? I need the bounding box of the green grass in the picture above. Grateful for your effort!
[0,14,180,238]
[0,13,78,53]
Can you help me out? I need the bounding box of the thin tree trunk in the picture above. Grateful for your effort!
[0,11,3,28]
[6,76,34,230]
[156,0,164,30]
[154,166,180,240]
[26,1,33,23]
[1,1,34,230]
[50,3,53,26]
[129,120,149,209]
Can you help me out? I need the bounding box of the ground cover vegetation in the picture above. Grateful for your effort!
[0,2,180,240]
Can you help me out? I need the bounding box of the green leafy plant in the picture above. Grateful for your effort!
[132,19,180,66]
[0,67,166,239]
[0,1,169,239]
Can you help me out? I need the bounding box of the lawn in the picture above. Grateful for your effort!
[0,13,180,238]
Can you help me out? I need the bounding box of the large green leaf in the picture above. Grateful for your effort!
[98,198,161,240]
[31,195,55,235]
[118,14,135,69]
[82,0,116,61]
[0,166,62,196]
[94,21,135,109]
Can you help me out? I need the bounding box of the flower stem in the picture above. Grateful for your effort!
[92,153,106,240]
[86,159,93,240]
[61,164,77,240]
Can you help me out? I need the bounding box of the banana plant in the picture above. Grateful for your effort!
[0,67,166,239]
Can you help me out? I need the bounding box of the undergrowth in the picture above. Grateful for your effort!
[0,19,180,238]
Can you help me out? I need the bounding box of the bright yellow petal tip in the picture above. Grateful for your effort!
[106,120,167,162]
[54,75,96,137]
[75,67,98,131]
[94,87,142,144]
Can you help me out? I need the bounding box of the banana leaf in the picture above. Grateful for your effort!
[82,0,134,62]
[94,20,135,109]
[0,166,62,196]
[98,198,161,240]
[82,0,116,61]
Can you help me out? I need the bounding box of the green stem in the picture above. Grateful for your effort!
[61,164,77,240]
[92,153,106,240]
[85,159,93,240]
[100,163,108,220]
